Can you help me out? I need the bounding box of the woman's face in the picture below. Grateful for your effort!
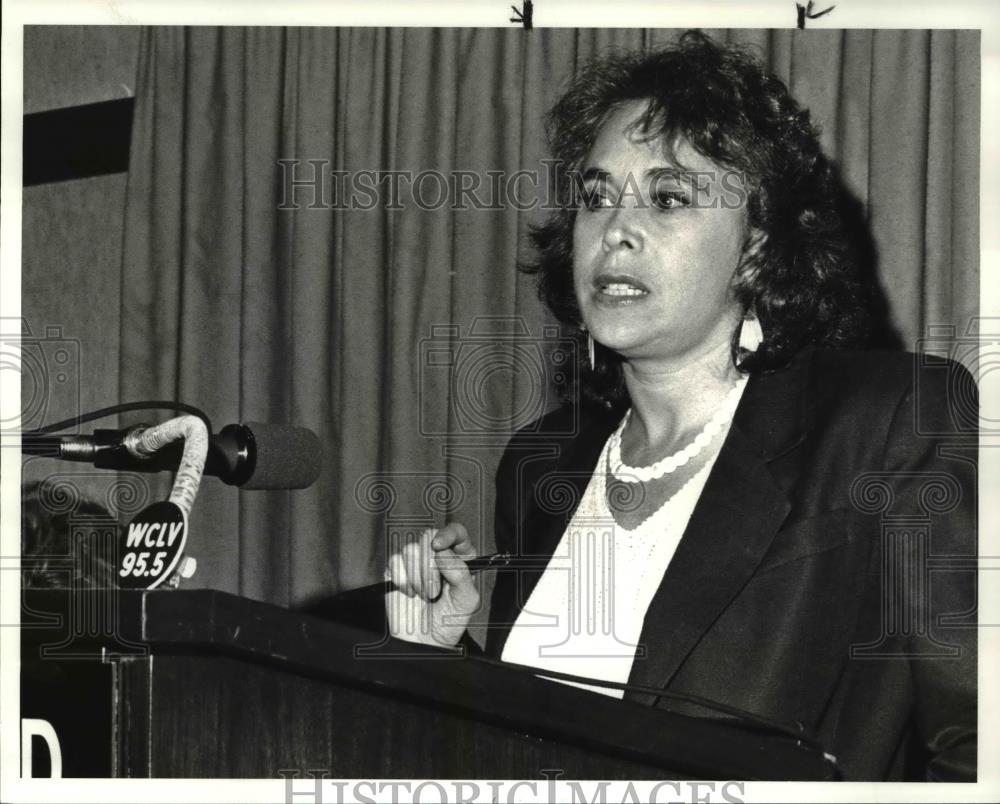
[572,101,750,369]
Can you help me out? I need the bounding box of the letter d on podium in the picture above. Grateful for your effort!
[21,718,62,778]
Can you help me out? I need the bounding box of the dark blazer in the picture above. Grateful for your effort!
[485,348,977,781]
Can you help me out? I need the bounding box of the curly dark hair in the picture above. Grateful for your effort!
[524,30,874,411]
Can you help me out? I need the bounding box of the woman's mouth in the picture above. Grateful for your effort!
[593,274,650,304]
[601,283,647,297]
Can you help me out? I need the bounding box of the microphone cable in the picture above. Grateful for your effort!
[26,400,213,435]
[462,651,827,752]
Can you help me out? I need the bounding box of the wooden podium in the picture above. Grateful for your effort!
[20,589,836,780]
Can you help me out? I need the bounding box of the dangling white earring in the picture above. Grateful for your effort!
[587,333,596,371]
[739,313,763,353]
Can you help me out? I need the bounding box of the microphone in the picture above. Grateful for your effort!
[23,422,323,490]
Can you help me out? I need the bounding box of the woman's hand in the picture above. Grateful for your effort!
[385,523,480,648]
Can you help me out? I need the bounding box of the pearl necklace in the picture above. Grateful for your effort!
[609,376,747,483]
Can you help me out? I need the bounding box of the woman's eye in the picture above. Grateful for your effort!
[652,191,689,210]
[580,187,614,211]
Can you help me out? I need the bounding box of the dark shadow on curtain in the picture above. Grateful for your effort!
[831,165,902,352]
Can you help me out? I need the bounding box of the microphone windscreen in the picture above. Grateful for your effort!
[242,422,323,490]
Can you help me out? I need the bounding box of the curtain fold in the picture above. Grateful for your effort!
[120,27,980,606]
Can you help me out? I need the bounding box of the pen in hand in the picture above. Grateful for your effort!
[328,553,551,603]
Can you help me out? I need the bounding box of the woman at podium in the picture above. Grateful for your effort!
[385,31,976,782]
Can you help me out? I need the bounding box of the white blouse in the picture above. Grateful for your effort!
[501,392,744,698]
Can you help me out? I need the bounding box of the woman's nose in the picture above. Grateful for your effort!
[601,208,643,253]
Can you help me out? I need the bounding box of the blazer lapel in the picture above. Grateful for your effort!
[516,410,619,605]
[623,425,791,702]
[624,351,815,702]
